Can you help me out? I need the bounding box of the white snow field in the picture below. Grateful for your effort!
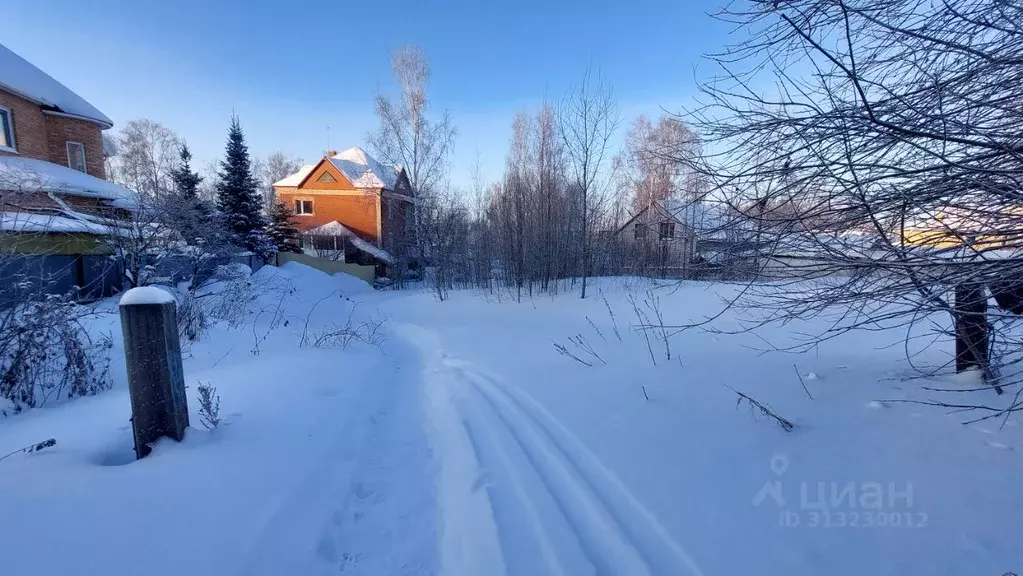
[1,264,1022,575]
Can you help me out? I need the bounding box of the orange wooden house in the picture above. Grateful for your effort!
[272,147,414,270]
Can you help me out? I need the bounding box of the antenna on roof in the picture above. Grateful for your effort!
[326,124,330,156]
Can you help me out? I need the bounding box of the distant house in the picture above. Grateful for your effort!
[617,200,696,276]
[272,147,413,274]
[616,199,756,278]
[0,42,132,300]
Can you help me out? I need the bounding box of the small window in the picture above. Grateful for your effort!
[634,223,648,240]
[294,199,313,215]
[659,222,676,240]
[0,107,15,151]
[67,142,86,173]
[316,171,337,183]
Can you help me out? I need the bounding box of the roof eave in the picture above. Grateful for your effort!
[41,108,113,130]
[0,83,113,129]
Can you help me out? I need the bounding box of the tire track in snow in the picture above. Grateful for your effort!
[459,398,567,576]
[396,324,507,576]
[447,358,706,576]
[460,362,651,576]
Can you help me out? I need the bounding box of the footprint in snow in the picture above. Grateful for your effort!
[471,473,491,493]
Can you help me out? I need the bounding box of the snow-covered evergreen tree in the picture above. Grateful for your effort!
[172,144,203,201]
[168,143,210,245]
[267,200,302,254]
[215,116,274,257]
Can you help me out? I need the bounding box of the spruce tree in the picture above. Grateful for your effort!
[267,200,303,253]
[167,143,210,245]
[216,116,274,257]
[171,144,202,201]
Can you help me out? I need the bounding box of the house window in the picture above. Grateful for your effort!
[659,222,676,240]
[67,142,87,173]
[634,223,648,240]
[0,107,15,152]
[316,171,337,183]
[294,199,313,215]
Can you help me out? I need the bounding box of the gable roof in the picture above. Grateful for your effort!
[273,164,315,187]
[274,147,400,190]
[328,147,399,189]
[618,199,746,240]
[0,43,113,129]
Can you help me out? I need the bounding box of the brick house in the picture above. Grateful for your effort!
[273,147,414,273]
[0,44,111,178]
[0,42,133,300]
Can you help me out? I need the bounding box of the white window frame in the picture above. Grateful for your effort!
[66,141,87,173]
[0,106,16,153]
[294,199,313,216]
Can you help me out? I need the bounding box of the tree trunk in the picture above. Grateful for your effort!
[954,283,1000,393]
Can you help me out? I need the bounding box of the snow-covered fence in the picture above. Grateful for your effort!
[274,252,375,284]
[119,287,189,458]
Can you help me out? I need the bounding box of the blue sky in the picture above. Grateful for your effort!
[6,0,730,186]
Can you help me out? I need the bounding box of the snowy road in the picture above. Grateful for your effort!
[239,328,439,576]
[239,322,703,576]
[398,323,705,576]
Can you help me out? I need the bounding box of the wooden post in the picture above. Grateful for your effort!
[119,287,189,458]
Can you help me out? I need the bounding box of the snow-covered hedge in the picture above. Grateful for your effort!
[0,287,112,415]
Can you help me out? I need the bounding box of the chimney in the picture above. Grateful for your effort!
[325,149,338,157]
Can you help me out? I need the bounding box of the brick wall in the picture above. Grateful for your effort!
[44,115,105,179]
[275,187,381,243]
[0,88,106,180]
[0,190,61,211]
[380,196,410,252]
[0,89,49,161]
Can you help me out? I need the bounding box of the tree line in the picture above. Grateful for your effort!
[369,49,708,300]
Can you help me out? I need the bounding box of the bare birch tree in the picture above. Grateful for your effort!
[108,119,181,199]
[255,151,303,211]
[370,46,456,196]
[558,69,620,298]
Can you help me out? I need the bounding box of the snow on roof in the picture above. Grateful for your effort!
[119,286,176,306]
[309,220,353,236]
[0,211,116,235]
[0,42,113,128]
[273,164,315,187]
[662,198,744,238]
[329,147,399,190]
[307,220,394,263]
[349,235,393,263]
[0,156,136,204]
[273,148,401,191]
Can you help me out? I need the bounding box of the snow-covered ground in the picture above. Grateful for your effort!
[1,265,1021,575]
